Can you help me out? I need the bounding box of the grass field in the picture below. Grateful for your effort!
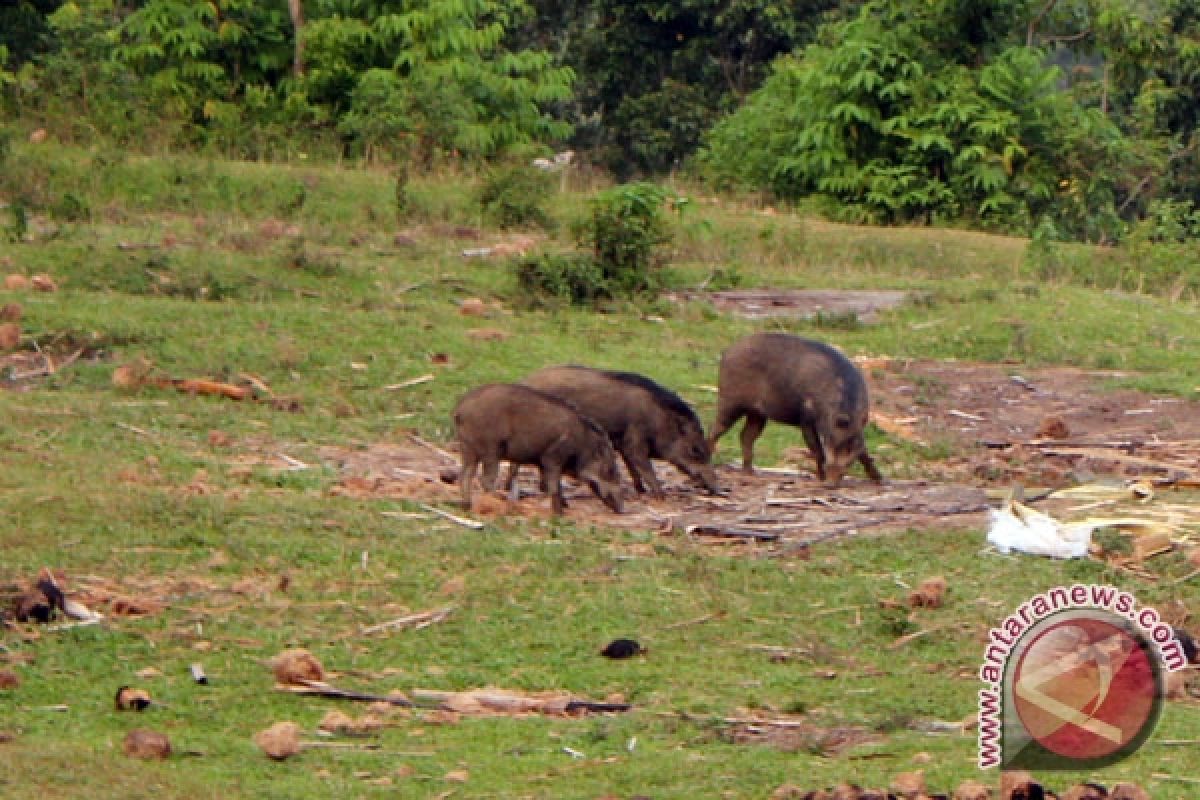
[2,143,1200,798]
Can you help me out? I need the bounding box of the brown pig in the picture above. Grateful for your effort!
[452,383,624,515]
[708,333,883,486]
[517,365,719,497]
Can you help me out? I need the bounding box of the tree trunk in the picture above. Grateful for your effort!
[288,0,305,76]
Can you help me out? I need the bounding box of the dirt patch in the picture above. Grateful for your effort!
[668,289,910,322]
[316,361,1199,546]
[864,359,1200,487]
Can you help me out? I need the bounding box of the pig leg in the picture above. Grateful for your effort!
[621,436,662,498]
[619,449,649,494]
[540,460,566,515]
[479,454,501,493]
[859,450,884,483]
[800,424,827,482]
[738,413,766,473]
[459,446,479,510]
[707,406,744,458]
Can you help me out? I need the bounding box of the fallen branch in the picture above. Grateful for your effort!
[1040,446,1198,476]
[416,503,484,530]
[361,606,455,635]
[279,679,414,707]
[682,524,779,542]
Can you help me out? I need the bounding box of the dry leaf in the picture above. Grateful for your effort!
[458,298,488,317]
[0,323,18,351]
[255,721,302,760]
[123,729,172,759]
[30,274,58,292]
[270,648,325,685]
[465,327,510,342]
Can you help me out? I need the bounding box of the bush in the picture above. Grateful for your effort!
[479,163,555,230]
[585,181,674,294]
[514,252,611,305]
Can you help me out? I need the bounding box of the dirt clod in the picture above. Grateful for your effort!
[600,638,645,659]
[458,297,488,317]
[123,729,172,759]
[30,274,58,292]
[4,274,29,290]
[0,303,20,322]
[1109,783,1150,800]
[254,721,302,760]
[889,770,926,798]
[270,648,324,686]
[0,670,19,690]
[909,576,948,609]
[1035,415,1071,439]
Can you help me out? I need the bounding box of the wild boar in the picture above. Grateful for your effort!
[707,333,883,486]
[517,365,719,497]
[452,383,624,515]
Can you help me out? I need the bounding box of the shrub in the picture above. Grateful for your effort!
[584,181,674,294]
[514,252,610,305]
[479,163,555,230]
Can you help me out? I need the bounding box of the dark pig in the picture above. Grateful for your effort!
[452,383,624,515]
[518,365,719,497]
[707,333,883,485]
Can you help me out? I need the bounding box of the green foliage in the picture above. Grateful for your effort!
[478,162,556,230]
[514,250,612,305]
[584,181,676,294]
[702,3,1136,240]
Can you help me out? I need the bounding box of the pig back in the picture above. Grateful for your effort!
[453,383,600,463]
[718,333,868,424]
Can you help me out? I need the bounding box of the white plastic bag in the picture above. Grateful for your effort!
[986,501,1094,559]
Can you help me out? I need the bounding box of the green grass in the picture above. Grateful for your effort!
[2,144,1200,798]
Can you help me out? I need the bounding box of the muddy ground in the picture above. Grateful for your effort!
[322,358,1200,548]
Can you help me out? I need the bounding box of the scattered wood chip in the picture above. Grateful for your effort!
[255,721,302,760]
[123,729,172,759]
[271,648,325,686]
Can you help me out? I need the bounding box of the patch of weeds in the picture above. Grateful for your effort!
[703,264,745,291]
[876,606,916,638]
[872,709,915,733]
[284,240,341,278]
[479,162,556,231]
[1091,527,1132,558]
[809,310,862,331]
[7,197,28,242]
[514,251,610,306]
[50,192,91,223]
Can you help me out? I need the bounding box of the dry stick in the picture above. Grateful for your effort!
[280,679,414,707]
[1152,773,1200,785]
[407,433,457,463]
[1169,569,1200,586]
[660,613,718,631]
[116,422,154,437]
[361,606,455,635]
[384,373,435,391]
[416,502,484,530]
[301,741,383,751]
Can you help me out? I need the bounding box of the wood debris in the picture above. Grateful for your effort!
[361,605,455,635]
